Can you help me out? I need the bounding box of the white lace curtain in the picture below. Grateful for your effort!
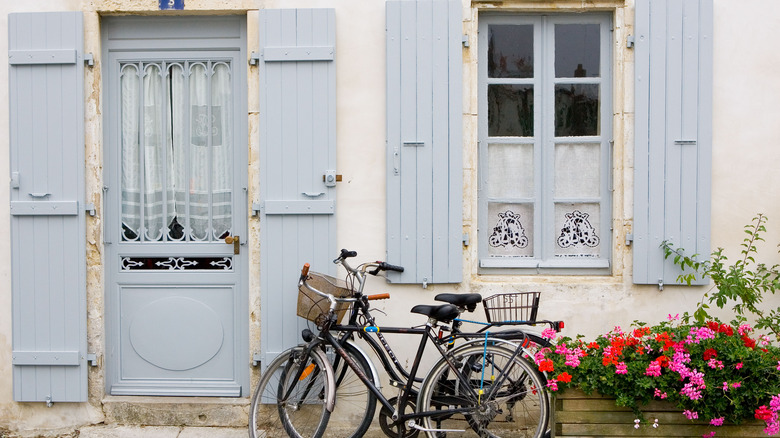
[120,60,233,242]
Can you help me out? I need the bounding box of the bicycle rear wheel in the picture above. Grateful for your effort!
[417,343,549,438]
[249,347,333,438]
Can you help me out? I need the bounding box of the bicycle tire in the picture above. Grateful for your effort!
[416,343,549,438]
[249,347,333,438]
[322,342,378,438]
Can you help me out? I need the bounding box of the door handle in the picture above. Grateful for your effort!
[225,235,240,255]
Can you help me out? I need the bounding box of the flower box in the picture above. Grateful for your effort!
[553,389,770,437]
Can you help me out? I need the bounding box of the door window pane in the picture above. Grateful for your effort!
[488,25,534,78]
[487,143,534,198]
[554,143,600,198]
[487,202,534,257]
[555,84,600,137]
[120,60,234,242]
[555,24,600,78]
[488,84,534,137]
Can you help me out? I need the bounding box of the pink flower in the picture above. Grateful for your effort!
[668,313,680,321]
[654,388,668,399]
[777,361,780,371]
[707,359,724,369]
[541,328,557,340]
[684,410,699,420]
[735,362,743,370]
[738,324,752,336]
[703,432,716,438]
[546,378,558,392]
[615,362,628,375]
[645,361,662,377]
[710,417,724,426]
[731,382,741,389]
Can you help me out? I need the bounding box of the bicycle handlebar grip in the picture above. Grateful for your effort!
[340,249,358,258]
[300,263,310,280]
[366,293,390,301]
[379,262,405,273]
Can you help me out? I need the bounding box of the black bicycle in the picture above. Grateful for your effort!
[250,250,554,438]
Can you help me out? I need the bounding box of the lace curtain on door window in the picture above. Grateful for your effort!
[120,61,233,242]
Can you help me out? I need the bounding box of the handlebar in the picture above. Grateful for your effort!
[366,293,390,301]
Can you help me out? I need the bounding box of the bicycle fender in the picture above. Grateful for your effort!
[453,337,536,359]
[346,339,382,391]
[310,347,337,413]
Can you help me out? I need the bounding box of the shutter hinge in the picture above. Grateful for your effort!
[84,53,94,67]
[87,353,99,367]
[251,202,262,217]
[462,233,470,247]
[626,35,635,49]
[658,279,664,291]
[252,353,262,367]
[462,34,470,48]
[85,203,96,217]
[422,278,428,289]
[625,233,633,246]
[45,395,53,408]
[249,51,261,66]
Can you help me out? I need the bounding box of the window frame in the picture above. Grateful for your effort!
[477,13,613,275]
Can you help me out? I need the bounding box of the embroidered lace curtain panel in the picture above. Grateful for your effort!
[120,60,233,242]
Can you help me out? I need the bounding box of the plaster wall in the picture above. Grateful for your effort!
[0,0,778,434]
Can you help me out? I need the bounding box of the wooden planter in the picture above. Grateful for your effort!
[553,389,770,437]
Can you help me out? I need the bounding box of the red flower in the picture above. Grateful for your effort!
[707,321,720,332]
[703,348,718,360]
[557,372,573,383]
[755,406,773,421]
[538,359,554,373]
[656,355,670,368]
[587,342,600,350]
[719,324,734,336]
[742,334,756,349]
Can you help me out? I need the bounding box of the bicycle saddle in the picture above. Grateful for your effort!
[434,293,482,312]
[410,304,460,322]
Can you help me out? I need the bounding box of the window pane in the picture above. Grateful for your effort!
[487,203,534,257]
[143,63,165,241]
[554,203,600,257]
[488,25,534,78]
[189,62,210,241]
[554,143,600,198]
[555,24,600,78]
[555,84,599,137]
[120,64,141,241]
[488,84,534,137]
[211,62,233,240]
[487,143,534,198]
[167,63,186,241]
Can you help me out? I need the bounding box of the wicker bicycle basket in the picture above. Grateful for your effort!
[297,272,353,324]
[482,292,540,324]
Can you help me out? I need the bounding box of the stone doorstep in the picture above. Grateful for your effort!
[100,396,249,428]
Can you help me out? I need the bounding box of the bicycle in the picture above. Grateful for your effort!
[250,250,551,438]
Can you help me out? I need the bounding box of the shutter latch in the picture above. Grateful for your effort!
[323,170,342,187]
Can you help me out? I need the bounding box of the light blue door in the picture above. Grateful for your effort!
[258,9,338,366]
[103,16,249,397]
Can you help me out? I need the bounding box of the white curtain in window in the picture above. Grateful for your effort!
[120,60,233,242]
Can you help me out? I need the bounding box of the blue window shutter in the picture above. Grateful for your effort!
[9,12,88,402]
[633,0,713,286]
[386,0,463,285]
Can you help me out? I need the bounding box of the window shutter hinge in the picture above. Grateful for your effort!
[84,53,94,67]
[252,202,262,217]
[462,233,470,247]
[626,35,635,49]
[85,203,96,217]
[252,353,262,367]
[249,51,261,66]
[422,278,428,289]
[625,233,633,246]
[462,34,470,48]
[87,353,99,367]
[658,279,664,291]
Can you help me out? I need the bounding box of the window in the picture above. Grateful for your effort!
[478,14,612,273]
[119,60,234,242]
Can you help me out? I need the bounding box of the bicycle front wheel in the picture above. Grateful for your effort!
[417,343,549,438]
[249,347,333,438]
[321,342,377,438]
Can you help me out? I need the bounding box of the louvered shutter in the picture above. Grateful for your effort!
[9,11,88,402]
[633,0,713,286]
[386,0,463,285]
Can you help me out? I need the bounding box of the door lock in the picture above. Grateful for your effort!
[225,235,240,255]
[323,170,342,187]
